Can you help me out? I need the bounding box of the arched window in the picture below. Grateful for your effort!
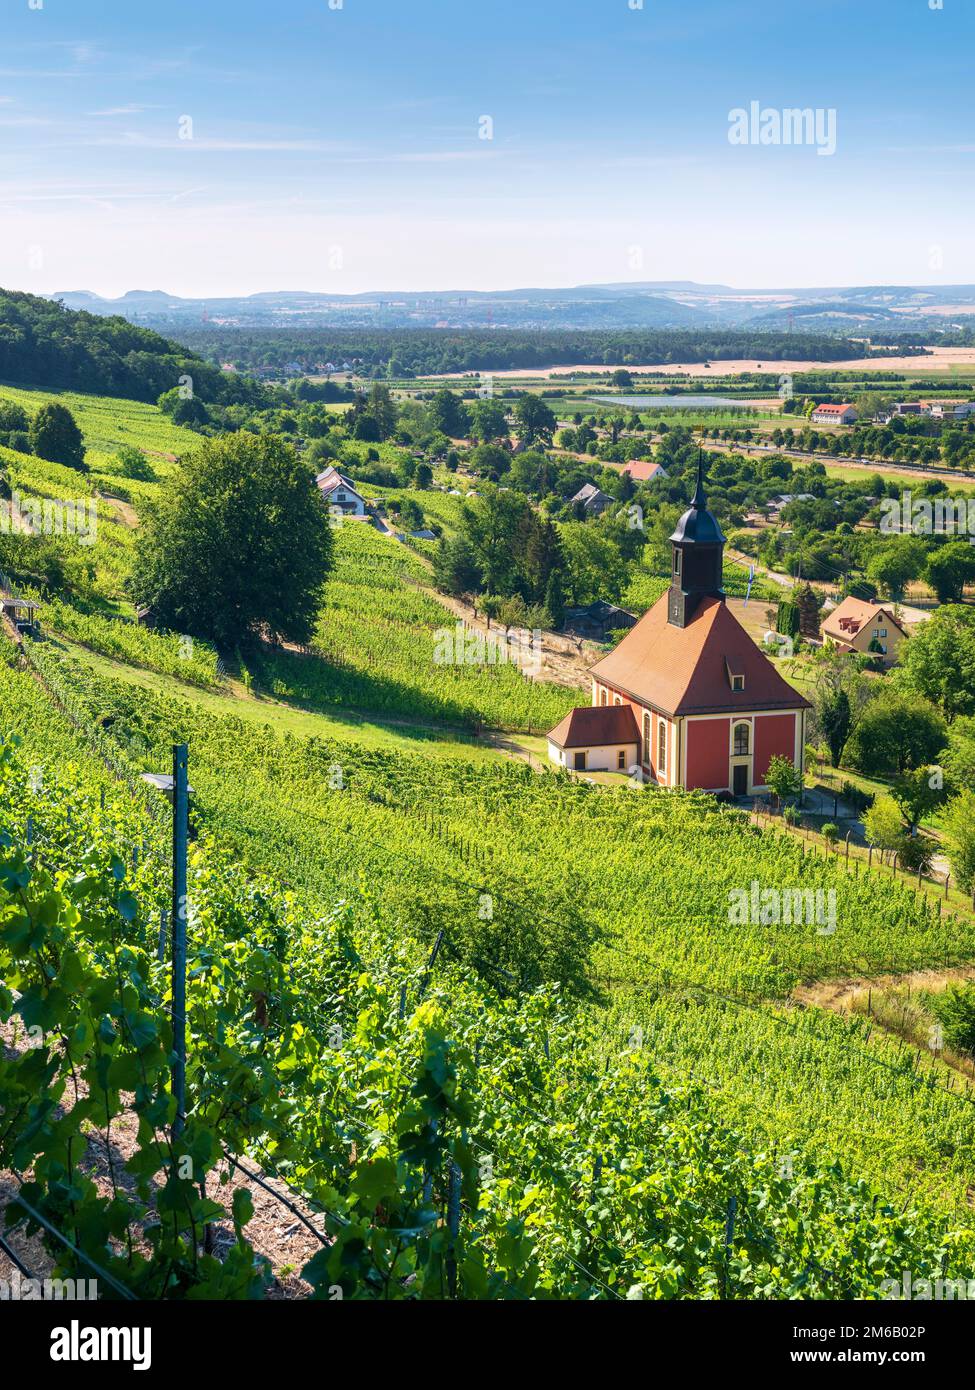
[733,722,750,756]
[658,720,667,776]
[600,689,607,706]
[643,711,651,758]
[673,550,681,578]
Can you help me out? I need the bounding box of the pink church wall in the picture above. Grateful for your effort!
[685,718,730,790]
[753,714,797,785]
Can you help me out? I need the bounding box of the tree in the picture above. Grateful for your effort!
[560,522,630,606]
[766,755,803,808]
[848,691,947,776]
[514,394,557,447]
[928,982,975,1056]
[433,535,481,598]
[113,445,156,481]
[796,583,821,638]
[130,433,333,650]
[470,398,508,443]
[611,369,634,390]
[462,487,532,596]
[158,388,210,427]
[430,389,470,439]
[865,537,926,599]
[942,790,975,892]
[925,542,975,604]
[415,462,433,489]
[898,604,975,721]
[890,766,945,833]
[944,716,975,791]
[29,402,87,471]
[864,793,904,863]
[777,598,800,638]
[818,686,851,768]
[0,401,29,433]
[468,443,511,479]
[545,568,565,628]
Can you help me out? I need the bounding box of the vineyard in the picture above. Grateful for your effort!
[4,377,975,1306]
[6,636,975,1229]
[0,383,198,474]
[3,643,975,1300]
[265,523,580,733]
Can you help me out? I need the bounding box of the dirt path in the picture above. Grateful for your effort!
[431,589,591,691]
[794,964,975,1014]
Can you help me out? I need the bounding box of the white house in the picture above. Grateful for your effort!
[547,705,640,774]
[810,403,857,425]
[316,467,366,516]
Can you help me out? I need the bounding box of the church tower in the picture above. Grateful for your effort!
[667,452,726,629]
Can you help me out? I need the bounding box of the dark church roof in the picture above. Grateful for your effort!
[670,452,726,546]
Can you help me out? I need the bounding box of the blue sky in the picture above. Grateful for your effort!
[1,0,972,296]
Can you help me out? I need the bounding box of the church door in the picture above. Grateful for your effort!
[733,764,748,797]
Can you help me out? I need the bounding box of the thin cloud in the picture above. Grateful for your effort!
[88,104,157,118]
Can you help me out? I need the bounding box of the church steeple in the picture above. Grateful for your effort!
[667,450,726,628]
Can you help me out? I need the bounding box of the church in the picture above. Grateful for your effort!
[546,458,809,795]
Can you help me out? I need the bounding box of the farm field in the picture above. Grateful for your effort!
[428,349,975,381]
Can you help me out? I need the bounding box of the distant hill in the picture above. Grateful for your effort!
[0,288,260,403]
[48,280,975,334]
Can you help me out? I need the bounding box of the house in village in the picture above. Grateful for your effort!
[820,596,908,668]
[618,459,668,483]
[810,403,857,425]
[316,466,366,516]
[562,601,638,642]
[547,457,810,792]
[570,482,614,515]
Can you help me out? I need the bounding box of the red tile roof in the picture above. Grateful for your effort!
[588,593,810,717]
[621,459,666,482]
[821,597,905,643]
[547,704,639,749]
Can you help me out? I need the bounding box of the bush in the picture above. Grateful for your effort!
[928,984,975,1057]
[896,833,937,874]
[821,821,839,847]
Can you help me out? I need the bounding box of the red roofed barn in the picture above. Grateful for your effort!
[547,457,810,793]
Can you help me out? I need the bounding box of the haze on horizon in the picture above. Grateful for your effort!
[1,0,972,300]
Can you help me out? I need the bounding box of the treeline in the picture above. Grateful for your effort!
[174,328,875,378]
[0,290,265,405]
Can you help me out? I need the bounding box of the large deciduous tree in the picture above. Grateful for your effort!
[847,690,947,777]
[131,432,333,649]
[514,394,557,447]
[898,604,975,721]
